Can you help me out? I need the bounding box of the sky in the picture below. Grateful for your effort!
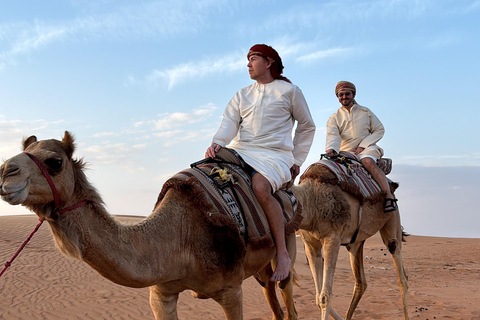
[1,0,479,238]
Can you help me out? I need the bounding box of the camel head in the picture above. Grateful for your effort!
[0,131,80,219]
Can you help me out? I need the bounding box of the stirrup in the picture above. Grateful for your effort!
[384,198,398,213]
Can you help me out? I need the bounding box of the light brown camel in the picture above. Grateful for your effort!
[292,165,409,320]
[0,131,298,320]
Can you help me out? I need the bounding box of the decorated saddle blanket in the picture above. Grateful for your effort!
[300,151,398,204]
[157,147,302,250]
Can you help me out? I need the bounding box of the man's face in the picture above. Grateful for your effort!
[247,54,271,81]
[337,90,355,107]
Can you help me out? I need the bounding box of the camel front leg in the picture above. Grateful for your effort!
[320,237,342,320]
[380,211,409,320]
[299,231,324,313]
[345,241,367,320]
[301,232,342,320]
[211,285,244,320]
[149,286,179,320]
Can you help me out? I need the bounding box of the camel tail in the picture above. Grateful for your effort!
[292,268,299,287]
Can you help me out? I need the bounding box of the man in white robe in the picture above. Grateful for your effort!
[325,80,398,212]
[206,44,315,282]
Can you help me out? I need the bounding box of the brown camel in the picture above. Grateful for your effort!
[292,165,409,320]
[0,131,298,320]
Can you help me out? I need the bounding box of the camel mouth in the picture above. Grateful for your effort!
[0,181,29,205]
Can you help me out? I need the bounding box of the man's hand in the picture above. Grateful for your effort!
[354,147,365,155]
[290,164,300,181]
[325,149,336,157]
[205,143,221,158]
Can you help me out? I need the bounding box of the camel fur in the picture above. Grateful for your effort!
[0,132,298,320]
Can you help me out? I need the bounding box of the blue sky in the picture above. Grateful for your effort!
[1,0,479,238]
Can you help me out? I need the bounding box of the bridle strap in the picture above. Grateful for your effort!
[23,152,60,209]
[23,151,87,216]
[57,200,88,215]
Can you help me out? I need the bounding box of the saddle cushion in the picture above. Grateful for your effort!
[300,151,398,204]
[157,148,302,250]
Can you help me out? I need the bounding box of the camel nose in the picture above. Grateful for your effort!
[0,160,22,196]
[0,160,20,181]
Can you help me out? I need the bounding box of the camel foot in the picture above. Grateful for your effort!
[270,252,291,282]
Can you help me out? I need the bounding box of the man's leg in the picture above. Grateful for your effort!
[251,173,291,282]
[361,157,397,210]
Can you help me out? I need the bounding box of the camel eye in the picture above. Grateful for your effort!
[45,158,63,171]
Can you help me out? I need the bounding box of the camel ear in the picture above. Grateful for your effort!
[23,135,37,150]
[62,131,75,159]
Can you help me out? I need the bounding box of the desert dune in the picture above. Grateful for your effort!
[1,215,479,319]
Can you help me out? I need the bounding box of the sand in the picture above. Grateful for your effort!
[1,214,479,320]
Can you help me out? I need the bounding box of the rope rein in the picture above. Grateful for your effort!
[0,218,45,278]
[0,152,87,278]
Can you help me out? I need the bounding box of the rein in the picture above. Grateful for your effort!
[0,152,87,278]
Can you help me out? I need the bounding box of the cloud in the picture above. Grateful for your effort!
[92,132,116,138]
[152,127,217,147]
[80,142,146,172]
[426,34,459,49]
[136,104,217,130]
[146,53,245,89]
[396,153,480,167]
[296,47,353,63]
[0,0,229,68]
[0,118,66,159]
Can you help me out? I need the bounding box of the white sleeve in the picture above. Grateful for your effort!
[291,86,316,166]
[325,113,342,153]
[212,92,241,147]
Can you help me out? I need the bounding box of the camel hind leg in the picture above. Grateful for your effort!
[254,264,285,320]
[254,232,298,320]
[379,209,409,320]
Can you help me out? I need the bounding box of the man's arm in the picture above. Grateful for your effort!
[325,114,342,154]
[291,86,316,166]
[359,108,385,149]
[206,92,241,157]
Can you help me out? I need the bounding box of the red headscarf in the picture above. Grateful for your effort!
[247,44,291,83]
[335,81,358,105]
[335,81,356,96]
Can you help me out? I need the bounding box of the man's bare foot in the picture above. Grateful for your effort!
[270,251,291,282]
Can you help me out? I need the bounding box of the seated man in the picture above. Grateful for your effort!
[206,44,316,281]
[325,81,398,212]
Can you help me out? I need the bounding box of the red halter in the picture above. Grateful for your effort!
[23,152,87,215]
[0,152,88,278]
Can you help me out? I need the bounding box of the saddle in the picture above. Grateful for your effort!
[300,151,398,205]
[157,148,302,250]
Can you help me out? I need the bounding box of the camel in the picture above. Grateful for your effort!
[292,163,409,320]
[0,131,299,320]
